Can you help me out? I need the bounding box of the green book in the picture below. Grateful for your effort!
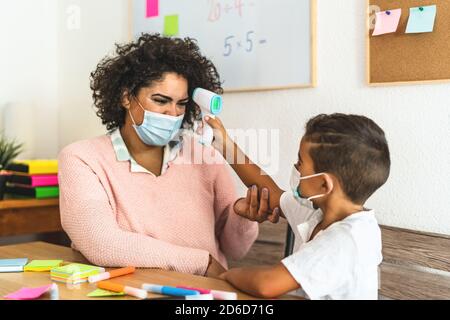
[5,185,59,199]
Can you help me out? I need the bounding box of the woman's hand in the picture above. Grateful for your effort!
[234,186,280,224]
[203,116,228,152]
[205,255,227,279]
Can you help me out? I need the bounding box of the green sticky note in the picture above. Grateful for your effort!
[164,15,179,36]
[87,289,126,297]
[24,260,63,271]
[51,263,104,277]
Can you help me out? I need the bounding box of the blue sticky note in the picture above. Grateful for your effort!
[406,5,437,33]
[0,259,28,267]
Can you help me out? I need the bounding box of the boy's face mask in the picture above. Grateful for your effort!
[129,97,184,147]
[289,165,333,202]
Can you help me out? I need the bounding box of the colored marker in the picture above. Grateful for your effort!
[141,283,200,297]
[88,266,135,283]
[177,286,237,300]
[150,294,214,300]
[97,281,147,299]
[50,283,59,300]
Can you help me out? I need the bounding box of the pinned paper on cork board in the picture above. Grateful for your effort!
[367,0,450,86]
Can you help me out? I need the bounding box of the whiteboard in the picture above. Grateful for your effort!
[130,0,316,92]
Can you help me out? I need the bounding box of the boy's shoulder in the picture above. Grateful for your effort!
[328,210,382,265]
[333,210,381,241]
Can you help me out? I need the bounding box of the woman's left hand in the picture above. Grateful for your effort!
[234,186,281,224]
[204,116,228,151]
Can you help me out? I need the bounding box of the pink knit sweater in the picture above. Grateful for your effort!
[58,135,258,275]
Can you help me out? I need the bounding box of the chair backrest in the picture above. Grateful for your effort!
[284,225,295,258]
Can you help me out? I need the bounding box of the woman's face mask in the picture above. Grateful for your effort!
[289,165,333,202]
[129,97,184,146]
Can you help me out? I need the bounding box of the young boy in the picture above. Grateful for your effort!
[204,113,391,300]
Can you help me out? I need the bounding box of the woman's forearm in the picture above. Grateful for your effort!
[218,136,284,211]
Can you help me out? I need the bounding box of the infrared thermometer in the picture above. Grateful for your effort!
[192,88,223,145]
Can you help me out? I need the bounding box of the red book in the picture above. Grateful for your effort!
[9,174,58,187]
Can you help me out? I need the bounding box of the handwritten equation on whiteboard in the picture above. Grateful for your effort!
[133,0,314,90]
[205,1,267,58]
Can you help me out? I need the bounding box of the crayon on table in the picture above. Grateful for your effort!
[97,281,147,299]
[149,294,214,300]
[141,284,200,297]
[177,286,237,300]
[88,266,135,283]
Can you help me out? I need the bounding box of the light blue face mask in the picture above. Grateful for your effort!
[289,165,333,201]
[129,97,184,146]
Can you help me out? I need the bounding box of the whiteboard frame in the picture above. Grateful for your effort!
[128,0,317,92]
[365,0,450,87]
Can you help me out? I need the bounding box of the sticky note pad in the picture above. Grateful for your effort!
[146,0,159,18]
[164,15,179,37]
[88,289,126,297]
[24,260,63,272]
[406,5,437,34]
[372,9,402,36]
[4,284,53,300]
[51,263,105,284]
[0,258,28,273]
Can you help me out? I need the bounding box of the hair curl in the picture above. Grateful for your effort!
[90,33,223,131]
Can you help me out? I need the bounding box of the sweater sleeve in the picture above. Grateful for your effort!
[58,148,210,275]
[213,161,259,260]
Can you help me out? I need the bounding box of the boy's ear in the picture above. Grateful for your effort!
[121,90,131,110]
[322,174,335,194]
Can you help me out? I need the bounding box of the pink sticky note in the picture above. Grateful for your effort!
[372,9,402,36]
[146,0,159,18]
[5,284,53,300]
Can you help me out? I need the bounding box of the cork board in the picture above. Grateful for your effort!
[367,0,450,85]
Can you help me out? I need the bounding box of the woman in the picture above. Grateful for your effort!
[58,34,258,277]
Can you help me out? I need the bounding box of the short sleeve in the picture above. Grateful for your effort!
[281,227,357,300]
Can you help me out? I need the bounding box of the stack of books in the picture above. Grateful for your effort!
[50,263,105,285]
[5,160,59,199]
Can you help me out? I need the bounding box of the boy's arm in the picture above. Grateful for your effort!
[220,263,300,299]
[205,116,285,212]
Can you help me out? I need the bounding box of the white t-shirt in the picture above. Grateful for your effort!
[280,191,383,300]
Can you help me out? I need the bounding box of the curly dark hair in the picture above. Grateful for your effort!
[90,33,223,131]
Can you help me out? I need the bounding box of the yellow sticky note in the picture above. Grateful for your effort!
[164,15,179,36]
[24,260,63,272]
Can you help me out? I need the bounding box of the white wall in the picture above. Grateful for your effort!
[56,0,129,144]
[0,0,58,159]
[3,0,449,234]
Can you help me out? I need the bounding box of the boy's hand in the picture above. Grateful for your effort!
[234,186,280,224]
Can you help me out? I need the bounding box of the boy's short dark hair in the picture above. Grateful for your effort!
[304,113,390,205]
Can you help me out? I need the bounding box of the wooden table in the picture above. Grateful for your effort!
[0,242,301,300]
[0,199,61,237]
